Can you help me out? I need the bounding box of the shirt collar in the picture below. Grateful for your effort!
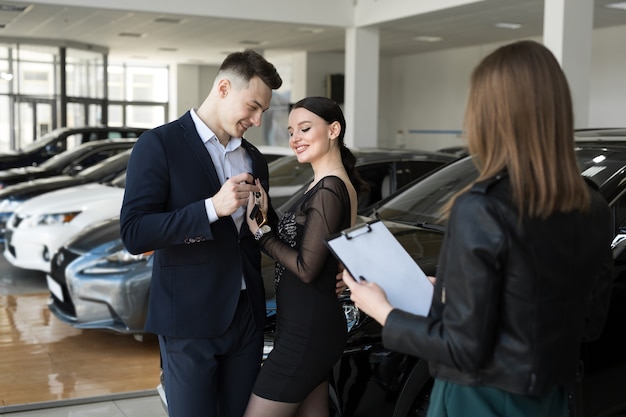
[190,108,243,151]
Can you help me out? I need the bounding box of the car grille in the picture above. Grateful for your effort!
[48,247,81,317]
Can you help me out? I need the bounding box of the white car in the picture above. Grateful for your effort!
[3,180,124,273]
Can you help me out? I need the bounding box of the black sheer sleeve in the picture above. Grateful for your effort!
[260,176,350,283]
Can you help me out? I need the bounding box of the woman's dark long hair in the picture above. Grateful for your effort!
[290,96,369,194]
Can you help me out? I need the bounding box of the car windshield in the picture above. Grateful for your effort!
[268,156,313,187]
[111,172,126,187]
[77,149,131,177]
[19,128,68,152]
[37,142,95,169]
[375,157,477,225]
[375,146,626,226]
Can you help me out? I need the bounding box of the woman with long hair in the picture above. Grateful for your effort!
[343,40,614,417]
[245,96,368,417]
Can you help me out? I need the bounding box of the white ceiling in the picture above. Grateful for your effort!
[1,0,626,65]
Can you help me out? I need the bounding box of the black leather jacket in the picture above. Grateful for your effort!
[383,174,614,396]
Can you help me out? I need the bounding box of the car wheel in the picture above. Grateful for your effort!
[391,359,433,417]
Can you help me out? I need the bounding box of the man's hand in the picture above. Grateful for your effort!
[212,172,259,217]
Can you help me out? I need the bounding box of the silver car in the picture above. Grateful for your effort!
[47,216,152,335]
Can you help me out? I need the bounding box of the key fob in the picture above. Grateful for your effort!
[249,204,260,221]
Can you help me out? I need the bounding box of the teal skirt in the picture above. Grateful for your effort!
[427,379,568,417]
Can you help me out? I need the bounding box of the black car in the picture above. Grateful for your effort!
[268,149,458,209]
[0,138,137,189]
[46,141,626,416]
[0,126,145,170]
[0,149,133,237]
[302,141,626,417]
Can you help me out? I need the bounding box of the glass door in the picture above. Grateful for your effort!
[15,97,56,149]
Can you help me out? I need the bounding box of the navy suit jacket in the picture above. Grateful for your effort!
[120,111,270,338]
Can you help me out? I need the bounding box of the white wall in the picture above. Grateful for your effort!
[589,25,626,128]
[377,57,393,148]
[175,65,199,118]
[386,41,506,152]
[384,24,626,152]
[174,63,219,118]
[171,24,626,152]
[304,52,345,101]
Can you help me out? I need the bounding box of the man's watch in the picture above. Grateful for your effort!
[254,225,271,241]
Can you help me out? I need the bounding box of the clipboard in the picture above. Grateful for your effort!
[326,219,433,316]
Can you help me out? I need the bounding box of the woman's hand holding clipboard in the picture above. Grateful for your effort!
[325,220,434,318]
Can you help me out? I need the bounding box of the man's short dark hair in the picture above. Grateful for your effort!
[219,49,282,90]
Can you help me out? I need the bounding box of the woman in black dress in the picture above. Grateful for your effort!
[244,97,367,417]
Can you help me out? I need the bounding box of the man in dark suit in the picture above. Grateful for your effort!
[120,50,282,417]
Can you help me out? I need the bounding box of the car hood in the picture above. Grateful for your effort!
[0,151,25,159]
[65,217,122,253]
[13,183,124,216]
[0,165,43,180]
[0,175,83,200]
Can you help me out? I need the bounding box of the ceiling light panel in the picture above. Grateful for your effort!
[606,2,626,11]
[413,35,443,42]
[0,3,31,28]
[118,32,146,38]
[494,22,522,29]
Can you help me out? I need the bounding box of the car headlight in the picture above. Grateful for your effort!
[82,249,153,274]
[105,249,153,263]
[337,290,362,332]
[344,303,361,332]
[22,211,81,227]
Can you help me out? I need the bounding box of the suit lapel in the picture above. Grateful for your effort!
[179,112,222,192]
[241,139,269,190]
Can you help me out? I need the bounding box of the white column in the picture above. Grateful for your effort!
[344,27,379,148]
[543,0,594,128]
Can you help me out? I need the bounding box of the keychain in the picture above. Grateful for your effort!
[249,191,264,225]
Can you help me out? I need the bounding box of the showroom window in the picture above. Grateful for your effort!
[107,64,168,127]
[0,40,167,152]
[66,48,105,99]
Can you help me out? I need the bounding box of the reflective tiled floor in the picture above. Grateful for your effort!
[0,246,165,417]
[1,394,168,417]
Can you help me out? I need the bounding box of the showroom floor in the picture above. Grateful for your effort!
[0,246,167,417]
[1,394,167,417]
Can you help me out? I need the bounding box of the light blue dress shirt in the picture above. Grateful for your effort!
[190,108,253,232]
[190,108,253,289]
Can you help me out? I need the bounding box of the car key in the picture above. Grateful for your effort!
[249,203,260,221]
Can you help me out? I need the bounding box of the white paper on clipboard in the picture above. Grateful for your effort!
[326,220,433,316]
